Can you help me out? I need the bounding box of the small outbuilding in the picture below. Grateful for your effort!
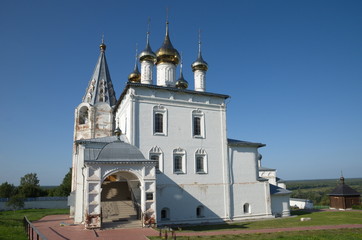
[329,177,360,210]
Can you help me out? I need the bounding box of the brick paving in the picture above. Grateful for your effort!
[32,214,362,240]
[32,215,159,240]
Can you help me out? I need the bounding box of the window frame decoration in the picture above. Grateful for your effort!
[192,109,205,138]
[173,148,186,174]
[153,105,168,136]
[149,146,163,173]
[195,148,208,174]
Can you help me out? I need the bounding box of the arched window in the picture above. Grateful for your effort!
[161,208,170,220]
[243,203,250,214]
[79,106,89,125]
[196,206,204,218]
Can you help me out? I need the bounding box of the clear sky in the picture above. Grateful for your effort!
[0,0,361,186]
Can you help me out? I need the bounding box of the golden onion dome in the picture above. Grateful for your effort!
[156,22,180,65]
[192,37,208,71]
[128,64,141,83]
[176,60,188,89]
[176,77,188,89]
[192,54,208,72]
[139,44,156,63]
[139,33,156,63]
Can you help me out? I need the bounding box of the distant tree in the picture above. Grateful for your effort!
[0,182,17,198]
[48,168,72,197]
[58,168,72,196]
[20,173,40,186]
[6,195,24,211]
[19,173,42,198]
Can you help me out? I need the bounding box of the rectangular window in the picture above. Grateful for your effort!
[154,113,163,133]
[193,117,201,136]
[150,155,160,172]
[174,155,183,173]
[196,156,204,173]
[146,193,153,201]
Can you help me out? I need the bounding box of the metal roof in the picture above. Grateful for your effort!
[259,167,276,171]
[96,141,145,161]
[82,44,117,106]
[270,184,292,195]
[75,135,129,144]
[228,138,266,148]
[329,183,360,196]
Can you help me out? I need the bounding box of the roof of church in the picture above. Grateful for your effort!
[228,138,266,148]
[95,141,145,162]
[83,140,156,164]
[82,42,117,106]
[270,184,292,195]
[114,82,230,112]
[75,135,129,144]
[259,166,276,171]
[329,177,360,196]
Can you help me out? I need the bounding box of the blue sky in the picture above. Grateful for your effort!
[0,0,361,186]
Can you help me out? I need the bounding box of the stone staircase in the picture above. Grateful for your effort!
[101,182,141,228]
[102,200,140,228]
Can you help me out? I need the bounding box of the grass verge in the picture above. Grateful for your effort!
[150,228,362,240]
[177,210,362,232]
[0,209,69,240]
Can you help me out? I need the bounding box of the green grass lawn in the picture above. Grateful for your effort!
[0,209,69,240]
[178,210,362,232]
[149,228,362,240]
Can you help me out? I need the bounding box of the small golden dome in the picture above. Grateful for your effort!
[128,65,141,83]
[176,78,188,89]
[156,22,180,65]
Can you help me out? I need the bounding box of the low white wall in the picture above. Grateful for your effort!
[0,197,68,211]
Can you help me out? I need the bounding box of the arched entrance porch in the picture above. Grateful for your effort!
[101,171,142,228]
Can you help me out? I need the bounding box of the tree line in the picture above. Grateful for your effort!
[0,169,71,210]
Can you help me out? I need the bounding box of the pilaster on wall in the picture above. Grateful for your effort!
[85,166,102,229]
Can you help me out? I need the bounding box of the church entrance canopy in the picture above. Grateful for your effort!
[78,137,157,229]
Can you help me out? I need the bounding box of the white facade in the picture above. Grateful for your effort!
[290,198,314,209]
[70,25,290,228]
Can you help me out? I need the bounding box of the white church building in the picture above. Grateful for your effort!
[69,21,291,229]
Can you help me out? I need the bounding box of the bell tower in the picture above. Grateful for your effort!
[72,40,117,191]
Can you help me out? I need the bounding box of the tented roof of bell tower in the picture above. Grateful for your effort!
[82,41,117,106]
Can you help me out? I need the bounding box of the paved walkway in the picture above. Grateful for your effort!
[32,214,362,240]
[32,215,159,240]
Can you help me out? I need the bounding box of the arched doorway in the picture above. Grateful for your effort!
[101,171,141,228]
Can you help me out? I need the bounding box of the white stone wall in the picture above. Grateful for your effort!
[115,86,230,223]
[229,146,272,219]
[271,195,291,217]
